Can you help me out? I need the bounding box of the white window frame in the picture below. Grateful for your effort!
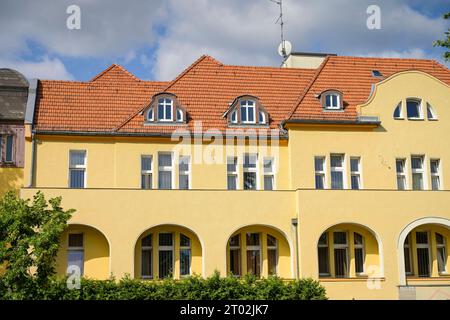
[230,110,237,124]
[330,154,345,189]
[179,234,192,277]
[350,157,362,190]
[146,107,154,121]
[243,153,258,190]
[258,111,266,124]
[430,159,441,191]
[354,232,365,275]
[69,150,87,188]
[415,231,431,277]
[141,234,153,279]
[314,156,327,189]
[158,152,174,190]
[436,233,447,274]
[227,156,239,190]
[157,98,173,122]
[246,232,262,277]
[396,158,407,190]
[411,155,425,190]
[267,234,278,276]
[406,98,423,120]
[176,108,183,122]
[178,155,191,190]
[324,93,341,110]
[141,155,153,189]
[263,157,275,190]
[158,232,174,279]
[240,100,256,124]
[333,231,349,278]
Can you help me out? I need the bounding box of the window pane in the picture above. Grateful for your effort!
[330,155,343,168]
[67,250,84,275]
[315,174,325,189]
[158,104,164,120]
[248,106,254,122]
[318,233,327,245]
[227,175,237,190]
[159,233,173,246]
[179,174,189,189]
[314,157,324,171]
[406,100,420,118]
[158,154,172,167]
[412,173,423,190]
[68,234,83,247]
[263,158,273,173]
[411,157,423,170]
[267,235,277,247]
[180,249,191,276]
[141,156,152,171]
[5,135,13,162]
[69,151,85,166]
[179,157,189,172]
[230,234,240,247]
[318,247,330,275]
[141,174,152,189]
[264,175,274,190]
[436,233,445,245]
[416,232,428,244]
[331,171,343,189]
[396,159,405,173]
[333,232,347,245]
[430,160,439,174]
[158,171,172,189]
[246,250,261,278]
[142,234,152,247]
[417,248,430,277]
[332,95,338,107]
[350,158,359,172]
[393,103,402,118]
[355,248,364,273]
[165,104,172,120]
[243,172,257,190]
[229,249,241,276]
[69,169,85,188]
[351,175,360,190]
[334,248,348,277]
[268,249,277,276]
[243,154,257,168]
[141,249,152,277]
[432,176,440,190]
[158,250,173,278]
[180,234,190,247]
[325,95,331,107]
[397,176,406,190]
[240,105,247,122]
[437,247,447,273]
[354,233,363,245]
[246,233,260,246]
[404,246,412,274]
[227,157,237,172]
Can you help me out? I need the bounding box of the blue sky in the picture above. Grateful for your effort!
[0,0,448,81]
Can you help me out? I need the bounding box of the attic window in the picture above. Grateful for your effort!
[145,93,186,125]
[372,70,383,77]
[158,98,173,121]
[321,91,342,110]
[259,111,266,124]
[426,103,438,120]
[393,102,403,119]
[231,110,237,123]
[176,108,183,122]
[240,100,256,123]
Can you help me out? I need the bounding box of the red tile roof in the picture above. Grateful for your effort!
[33,55,450,135]
[288,56,450,121]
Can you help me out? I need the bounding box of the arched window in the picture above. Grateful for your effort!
[354,232,365,274]
[322,91,342,110]
[426,103,438,120]
[147,107,154,121]
[180,234,191,276]
[176,108,183,122]
[259,111,266,124]
[406,98,422,119]
[231,110,237,123]
[157,98,173,121]
[240,100,256,123]
[436,233,447,274]
[393,102,403,119]
[141,234,153,278]
[229,234,241,276]
[318,233,330,276]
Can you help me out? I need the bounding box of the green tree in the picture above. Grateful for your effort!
[433,12,450,62]
[0,191,73,299]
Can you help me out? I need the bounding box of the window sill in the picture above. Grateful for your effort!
[407,117,425,121]
[406,276,450,281]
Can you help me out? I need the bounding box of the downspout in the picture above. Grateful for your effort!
[291,218,299,279]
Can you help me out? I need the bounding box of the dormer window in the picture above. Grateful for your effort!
[259,111,266,124]
[406,98,422,119]
[158,98,173,121]
[147,107,154,121]
[393,102,403,119]
[176,108,183,122]
[320,90,343,111]
[231,110,237,123]
[426,103,438,120]
[240,100,256,123]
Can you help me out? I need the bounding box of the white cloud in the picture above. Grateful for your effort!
[359,48,428,59]
[0,57,74,80]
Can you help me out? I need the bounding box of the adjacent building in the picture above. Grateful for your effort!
[19,53,450,299]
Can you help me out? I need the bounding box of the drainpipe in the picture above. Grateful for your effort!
[28,132,36,188]
[291,218,299,279]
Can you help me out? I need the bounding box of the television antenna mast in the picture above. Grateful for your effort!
[270,0,292,58]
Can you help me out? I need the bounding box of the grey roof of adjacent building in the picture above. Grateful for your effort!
[0,68,29,120]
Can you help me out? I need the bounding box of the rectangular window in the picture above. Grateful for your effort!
[396,159,407,190]
[430,159,441,191]
[436,233,447,274]
[404,235,413,275]
[69,150,86,188]
[350,157,361,190]
[5,135,13,162]
[240,100,255,123]
[179,156,190,190]
[330,154,344,189]
[141,155,153,189]
[158,233,173,279]
[227,157,238,190]
[416,231,430,277]
[141,235,153,278]
[263,157,274,191]
[354,233,365,274]
[229,234,241,276]
[333,231,348,277]
[180,234,191,276]
[318,233,330,276]
[243,153,258,190]
[314,157,326,189]
[267,235,277,276]
[158,153,173,189]
[157,98,173,121]
[411,156,424,190]
[67,233,84,276]
[246,233,261,278]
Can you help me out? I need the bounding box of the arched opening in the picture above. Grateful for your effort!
[134,225,202,279]
[226,225,291,279]
[317,223,382,278]
[56,224,110,280]
[398,219,450,282]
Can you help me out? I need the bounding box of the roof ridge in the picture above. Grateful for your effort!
[90,63,140,82]
[286,56,330,120]
[162,55,222,92]
[330,55,439,63]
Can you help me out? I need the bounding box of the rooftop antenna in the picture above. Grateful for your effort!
[270,0,292,59]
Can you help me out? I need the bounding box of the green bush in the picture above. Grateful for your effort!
[0,271,327,300]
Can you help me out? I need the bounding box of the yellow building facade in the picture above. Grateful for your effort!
[18,54,450,299]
